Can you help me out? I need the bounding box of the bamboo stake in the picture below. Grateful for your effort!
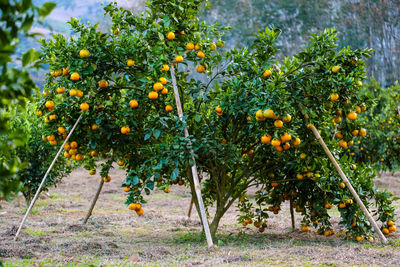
[309,124,388,244]
[15,115,83,240]
[83,177,104,224]
[187,197,194,219]
[170,64,214,248]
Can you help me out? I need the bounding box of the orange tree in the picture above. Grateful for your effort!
[4,98,73,204]
[35,0,396,239]
[348,79,400,172]
[192,28,396,239]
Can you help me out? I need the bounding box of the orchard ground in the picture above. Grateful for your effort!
[1,166,399,266]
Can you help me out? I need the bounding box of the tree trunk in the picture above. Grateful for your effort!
[209,204,225,237]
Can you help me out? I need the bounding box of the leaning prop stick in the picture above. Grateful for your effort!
[308,124,388,244]
[15,114,83,241]
[170,64,214,248]
[83,177,104,224]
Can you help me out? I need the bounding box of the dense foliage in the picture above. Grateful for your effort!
[0,0,56,201]
[34,0,396,242]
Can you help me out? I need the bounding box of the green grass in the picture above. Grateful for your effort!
[23,228,46,237]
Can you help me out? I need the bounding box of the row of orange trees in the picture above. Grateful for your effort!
[346,79,400,172]
[31,0,395,240]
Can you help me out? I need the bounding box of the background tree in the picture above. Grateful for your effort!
[0,0,56,201]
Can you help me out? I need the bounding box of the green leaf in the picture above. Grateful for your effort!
[38,2,56,17]
[144,132,152,140]
[171,168,179,180]
[153,129,161,139]
[22,48,40,67]
[146,180,154,190]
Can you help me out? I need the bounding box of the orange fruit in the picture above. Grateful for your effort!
[197,51,205,58]
[98,80,109,88]
[45,101,55,110]
[271,182,279,187]
[89,169,96,175]
[121,126,130,134]
[351,129,359,136]
[62,67,69,76]
[283,143,290,150]
[75,154,84,161]
[215,106,222,113]
[347,112,357,120]
[271,139,281,147]
[58,127,66,134]
[175,55,183,63]
[153,82,163,91]
[275,146,283,152]
[127,59,135,66]
[161,64,170,71]
[263,69,272,78]
[69,89,77,96]
[70,72,80,81]
[196,65,206,73]
[117,160,124,166]
[103,176,111,183]
[297,174,304,180]
[382,228,389,235]
[282,114,292,123]
[389,226,396,232]
[91,124,99,131]
[166,31,175,40]
[70,141,78,148]
[331,65,340,73]
[292,137,301,147]
[330,93,339,101]
[261,135,272,144]
[339,182,346,189]
[64,152,71,158]
[56,87,65,94]
[123,187,130,192]
[159,77,168,85]
[194,44,201,50]
[335,132,343,139]
[161,88,168,95]
[76,90,83,98]
[79,49,90,58]
[80,102,89,111]
[136,208,144,216]
[148,91,158,100]
[129,100,138,108]
[388,220,394,226]
[338,140,347,148]
[263,109,275,119]
[36,110,42,117]
[186,43,195,50]
[356,236,364,242]
[301,226,310,232]
[165,105,173,112]
[210,43,216,50]
[359,128,367,136]
[339,203,346,209]
[274,120,283,128]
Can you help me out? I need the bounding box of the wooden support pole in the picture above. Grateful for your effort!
[289,197,295,230]
[15,115,83,240]
[170,64,214,248]
[309,124,388,244]
[83,177,104,224]
[187,197,194,219]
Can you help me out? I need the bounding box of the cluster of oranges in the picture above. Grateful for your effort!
[62,141,84,161]
[382,220,397,235]
[128,202,144,216]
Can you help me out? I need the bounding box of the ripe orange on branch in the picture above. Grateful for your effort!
[129,100,138,108]
[98,80,109,88]
[70,72,80,81]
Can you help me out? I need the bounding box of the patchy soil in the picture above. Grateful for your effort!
[1,167,399,266]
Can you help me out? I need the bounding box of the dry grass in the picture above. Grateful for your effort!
[1,166,399,266]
